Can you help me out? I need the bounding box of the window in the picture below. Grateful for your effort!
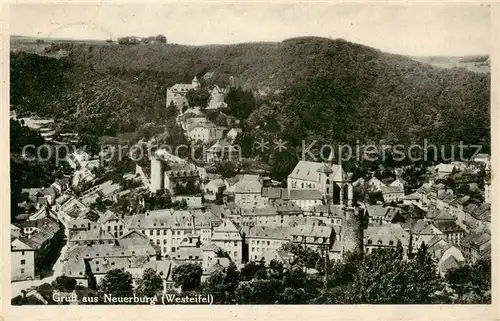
[108,226,111,231]
[150,230,153,236]
[156,240,160,245]
[267,241,270,246]
[172,247,176,253]
[20,260,25,265]
[21,251,24,256]
[114,226,117,231]
[21,268,25,274]
[163,230,167,235]
[157,230,160,236]
[234,241,238,246]
[163,239,167,244]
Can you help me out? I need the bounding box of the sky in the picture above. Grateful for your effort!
[9,3,491,56]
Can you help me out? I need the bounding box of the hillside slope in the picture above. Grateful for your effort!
[10,36,490,149]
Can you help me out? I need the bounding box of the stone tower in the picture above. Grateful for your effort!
[342,206,364,255]
[150,155,164,193]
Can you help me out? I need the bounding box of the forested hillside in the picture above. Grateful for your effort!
[10,36,490,150]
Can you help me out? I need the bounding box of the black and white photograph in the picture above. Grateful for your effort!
[4,2,495,309]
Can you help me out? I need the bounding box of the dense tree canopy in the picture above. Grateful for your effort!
[98,269,134,295]
[172,263,203,291]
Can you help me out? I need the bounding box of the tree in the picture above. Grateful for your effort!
[36,283,57,304]
[240,261,266,281]
[214,161,238,179]
[280,243,321,268]
[279,287,307,304]
[98,269,134,295]
[166,101,179,119]
[225,87,256,120]
[186,88,210,109]
[155,34,167,43]
[446,258,491,303]
[234,279,281,304]
[136,268,163,297]
[201,262,240,303]
[342,247,443,304]
[171,263,202,291]
[52,275,77,292]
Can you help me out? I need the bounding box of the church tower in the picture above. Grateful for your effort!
[192,76,200,89]
[317,164,334,201]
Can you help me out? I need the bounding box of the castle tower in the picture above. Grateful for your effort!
[342,206,364,255]
[229,76,235,88]
[192,76,200,89]
[150,155,164,193]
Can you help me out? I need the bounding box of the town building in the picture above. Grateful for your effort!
[125,209,198,258]
[186,119,225,143]
[11,217,63,281]
[364,205,404,225]
[381,185,405,203]
[290,223,335,252]
[203,178,226,201]
[247,226,293,261]
[211,218,243,263]
[364,223,410,255]
[230,175,266,209]
[206,85,228,110]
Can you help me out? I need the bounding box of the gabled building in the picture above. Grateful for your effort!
[381,185,404,203]
[186,119,225,143]
[98,210,125,238]
[211,218,243,263]
[433,221,465,246]
[364,223,410,256]
[364,205,404,225]
[290,223,335,252]
[282,189,323,212]
[206,85,228,110]
[247,226,293,261]
[231,175,265,209]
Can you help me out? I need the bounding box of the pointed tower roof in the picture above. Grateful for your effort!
[317,163,334,174]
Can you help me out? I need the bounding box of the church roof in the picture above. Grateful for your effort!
[288,161,344,182]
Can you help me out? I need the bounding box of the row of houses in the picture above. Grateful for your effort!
[11,214,64,281]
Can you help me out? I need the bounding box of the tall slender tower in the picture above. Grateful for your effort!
[150,155,163,193]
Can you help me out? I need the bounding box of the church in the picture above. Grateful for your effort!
[287,160,353,206]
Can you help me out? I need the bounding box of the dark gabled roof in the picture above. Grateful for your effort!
[434,221,464,234]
